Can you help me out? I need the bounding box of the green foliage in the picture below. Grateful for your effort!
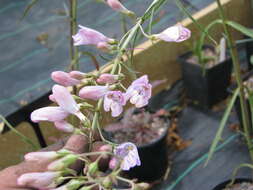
[205,88,239,165]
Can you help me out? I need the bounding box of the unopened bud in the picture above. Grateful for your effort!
[134,182,150,190]
[66,179,83,190]
[48,154,78,171]
[79,186,92,190]
[88,161,99,175]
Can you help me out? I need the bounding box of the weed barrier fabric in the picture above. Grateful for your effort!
[0,0,214,117]
[150,85,252,190]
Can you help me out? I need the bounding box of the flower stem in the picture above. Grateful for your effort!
[0,115,38,150]
[216,0,253,163]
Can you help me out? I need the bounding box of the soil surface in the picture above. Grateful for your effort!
[104,108,169,146]
[187,48,218,68]
[222,182,253,190]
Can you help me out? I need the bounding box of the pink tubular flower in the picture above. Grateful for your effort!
[114,142,141,171]
[125,75,152,108]
[54,120,74,133]
[52,85,85,121]
[97,74,118,84]
[106,0,134,16]
[17,171,60,189]
[52,85,79,115]
[51,71,80,87]
[31,107,69,123]
[72,25,113,47]
[79,85,109,100]
[153,24,191,42]
[104,91,125,117]
[25,151,58,162]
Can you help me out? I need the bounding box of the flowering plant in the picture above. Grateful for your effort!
[17,0,190,189]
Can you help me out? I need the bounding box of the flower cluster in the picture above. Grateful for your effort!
[17,0,191,189]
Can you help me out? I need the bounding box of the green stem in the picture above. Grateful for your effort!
[69,0,79,71]
[0,115,38,150]
[216,0,253,163]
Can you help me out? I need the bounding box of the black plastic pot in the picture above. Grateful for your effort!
[104,114,169,182]
[124,125,169,182]
[178,45,232,108]
[212,178,252,190]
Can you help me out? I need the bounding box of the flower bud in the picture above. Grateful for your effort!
[48,154,78,171]
[69,71,86,80]
[134,182,150,190]
[17,171,61,189]
[79,86,109,100]
[96,74,118,84]
[54,121,75,133]
[25,151,58,162]
[88,161,99,175]
[66,179,83,190]
[106,0,135,18]
[51,71,80,87]
[79,186,92,190]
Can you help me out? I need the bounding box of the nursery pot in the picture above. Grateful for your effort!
[178,45,232,108]
[104,116,169,182]
[124,125,169,182]
[212,178,252,190]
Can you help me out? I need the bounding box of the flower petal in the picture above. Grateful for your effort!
[31,107,69,123]
[52,85,79,115]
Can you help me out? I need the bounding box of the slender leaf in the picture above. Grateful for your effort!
[230,163,253,185]
[226,21,253,39]
[205,88,239,165]
[21,0,39,21]
[175,0,217,46]
[197,19,222,64]
[0,115,38,150]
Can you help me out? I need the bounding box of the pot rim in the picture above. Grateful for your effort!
[178,44,231,70]
[212,178,252,190]
[103,109,170,149]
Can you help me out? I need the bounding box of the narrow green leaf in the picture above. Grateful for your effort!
[226,21,253,39]
[21,0,39,21]
[205,87,239,165]
[0,115,38,150]
[175,0,217,46]
[230,163,253,186]
[148,7,155,35]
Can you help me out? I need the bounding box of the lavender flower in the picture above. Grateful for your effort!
[104,91,126,117]
[125,75,152,108]
[72,25,113,47]
[114,142,141,170]
[153,24,191,42]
